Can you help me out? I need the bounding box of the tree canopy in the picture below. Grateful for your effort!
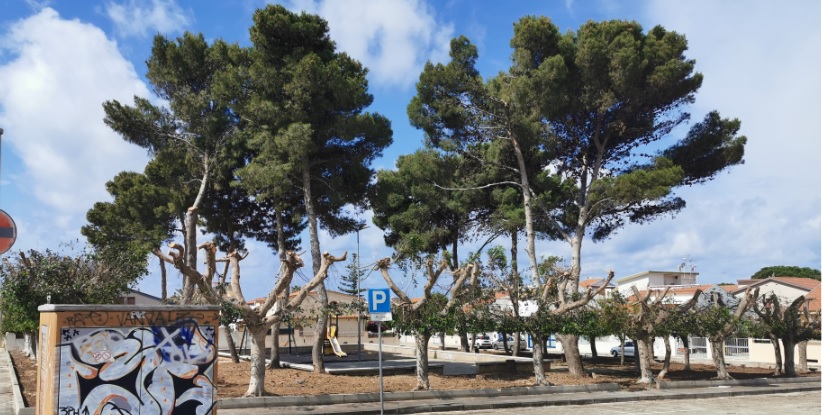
[751,266,821,280]
[0,245,141,334]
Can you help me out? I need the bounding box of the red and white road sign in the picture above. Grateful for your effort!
[0,209,17,255]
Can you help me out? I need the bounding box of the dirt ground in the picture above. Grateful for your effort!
[9,349,819,404]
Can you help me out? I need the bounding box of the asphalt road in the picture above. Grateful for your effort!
[415,391,822,414]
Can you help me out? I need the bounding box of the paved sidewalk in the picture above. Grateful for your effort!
[0,349,26,415]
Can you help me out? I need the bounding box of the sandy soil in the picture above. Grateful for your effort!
[9,349,818,404]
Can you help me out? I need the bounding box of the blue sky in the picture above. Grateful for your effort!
[0,0,819,300]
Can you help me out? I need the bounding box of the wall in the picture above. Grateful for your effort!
[37,305,220,415]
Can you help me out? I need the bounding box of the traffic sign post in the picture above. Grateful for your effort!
[0,209,17,255]
[368,288,391,414]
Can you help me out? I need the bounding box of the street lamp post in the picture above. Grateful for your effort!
[356,224,367,361]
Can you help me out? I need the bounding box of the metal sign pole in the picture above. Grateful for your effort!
[378,323,384,414]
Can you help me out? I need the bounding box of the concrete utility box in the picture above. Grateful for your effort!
[36,304,220,415]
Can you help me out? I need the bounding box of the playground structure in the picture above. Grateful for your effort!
[324,324,347,357]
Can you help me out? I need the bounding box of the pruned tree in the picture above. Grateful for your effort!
[157,241,346,396]
[752,293,819,377]
[519,257,614,385]
[484,246,527,355]
[376,257,480,390]
[627,286,702,383]
[694,287,758,380]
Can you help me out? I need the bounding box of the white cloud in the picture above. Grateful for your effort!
[0,8,151,237]
[284,0,454,88]
[633,0,821,280]
[105,0,191,38]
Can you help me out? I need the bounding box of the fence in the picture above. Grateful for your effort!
[725,337,749,357]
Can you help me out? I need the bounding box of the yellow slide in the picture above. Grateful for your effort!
[327,325,347,357]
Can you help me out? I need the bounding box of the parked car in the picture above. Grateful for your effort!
[492,335,526,353]
[610,341,635,357]
[473,334,493,351]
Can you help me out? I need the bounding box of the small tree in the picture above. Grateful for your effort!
[694,288,758,380]
[752,293,818,377]
[626,286,702,383]
[376,256,480,390]
[159,241,346,396]
[0,245,142,358]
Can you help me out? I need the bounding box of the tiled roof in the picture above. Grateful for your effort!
[734,277,821,294]
[770,277,822,291]
[805,284,822,312]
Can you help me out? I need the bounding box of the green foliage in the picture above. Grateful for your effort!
[751,266,821,280]
[371,149,474,264]
[693,305,737,338]
[392,293,455,336]
[238,5,393,246]
[338,254,365,297]
[0,244,141,333]
[82,171,175,273]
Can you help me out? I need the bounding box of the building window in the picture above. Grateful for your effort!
[126,297,135,305]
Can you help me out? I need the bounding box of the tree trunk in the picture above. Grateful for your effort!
[782,337,797,378]
[709,338,732,380]
[243,328,269,396]
[414,332,432,390]
[303,160,326,374]
[182,207,199,304]
[459,332,469,352]
[22,332,36,360]
[157,253,167,302]
[589,335,598,358]
[510,235,521,359]
[268,323,281,369]
[561,334,585,377]
[797,341,809,373]
[658,336,672,380]
[439,332,446,350]
[680,336,691,370]
[222,323,240,363]
[531,333,551,385]
[770,336,783,376]
[636,334,655,384]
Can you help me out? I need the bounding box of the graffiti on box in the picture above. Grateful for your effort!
[55,319,216,415]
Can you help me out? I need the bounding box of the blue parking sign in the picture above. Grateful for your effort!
[368,288,391,313]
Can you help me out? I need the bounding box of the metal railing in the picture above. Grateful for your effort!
[724,337,749,357]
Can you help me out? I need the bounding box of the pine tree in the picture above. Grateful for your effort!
[338,254,364,297]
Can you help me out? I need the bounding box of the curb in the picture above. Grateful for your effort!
[1,349,30,415]
[656,376,821,389]
[218,382,821,415]
[217,382,619,409]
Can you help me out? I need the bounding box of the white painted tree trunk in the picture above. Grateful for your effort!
[797,341,809,373]
[531,333,550,385]
[636,334,655,384]
[244,328,269,396]
[710,339,732,380]
[414,333,431,390]
[23,332,36,360]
